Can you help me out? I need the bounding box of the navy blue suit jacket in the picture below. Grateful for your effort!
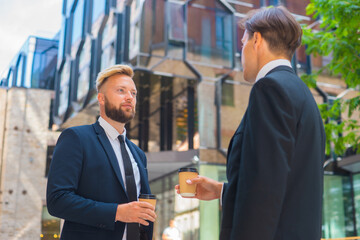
[220,66,325,240]
[47,121,153,240]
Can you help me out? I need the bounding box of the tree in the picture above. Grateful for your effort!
[301,0,360,156]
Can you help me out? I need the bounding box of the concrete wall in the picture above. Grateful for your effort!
[0,88,53,240]
[0,88,7,185]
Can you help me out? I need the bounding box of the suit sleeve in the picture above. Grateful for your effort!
[230,78,296,239]
[46,128,118,230]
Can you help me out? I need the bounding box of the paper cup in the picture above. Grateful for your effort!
[138,194,156,208]
[178,168,198,197]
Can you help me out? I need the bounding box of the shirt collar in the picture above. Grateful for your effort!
[255,59,292,82]
[98,116,127,140]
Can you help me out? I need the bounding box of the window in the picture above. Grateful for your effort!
[139,0,165,56]
[66,0,75,15]
[15,55,25,87]
[77,38,91,101]
[32,39,58,89]
[268,0,279,6]
[101,42,116,71]
[352,173,360,234]
[129,0,145,60]
[58,62,71,116]
[322,175,356,238]
[7,68,14,88]
[187,2,233,68]
[101,15,117,71]
[92,0,106,23]
[71,0,85,45]
[221,82,234,107]
[261,0,280,6]
[168,1,185,42]
[130,73,199,152]
[58,18,66,63]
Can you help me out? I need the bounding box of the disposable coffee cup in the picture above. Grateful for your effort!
[138,194,157,208]
[178,168,198,197]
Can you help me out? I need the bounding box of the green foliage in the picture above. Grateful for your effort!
[301,0,360,156]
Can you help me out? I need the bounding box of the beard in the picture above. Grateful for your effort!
[104,96,135,123]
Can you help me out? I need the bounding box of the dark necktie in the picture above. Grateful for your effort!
[118,135,139,240]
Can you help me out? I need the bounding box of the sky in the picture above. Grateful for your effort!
[0,0,62,77]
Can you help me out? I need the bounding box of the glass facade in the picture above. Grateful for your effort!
[139,0,165,59]
[1,37,58,90]
[129,0,144,60]
[58,61,71,116]
[77,37,91,102]
[57,18,66,67]
[129,73,199,152]
[187,1,233,68]
[91,0,108,35]
[6,68,14,88]
[71,0,85,46]
[168,2,185,43]
[31,39,58,89]
[322,174,357,238]
[100,11,117,71]
[66,0,75,16]
[92,0,106,24]
[15,55,25,86]
[353,174,360,234]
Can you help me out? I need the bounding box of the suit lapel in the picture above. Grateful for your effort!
[126,138,151,194]
[93,122,126,192]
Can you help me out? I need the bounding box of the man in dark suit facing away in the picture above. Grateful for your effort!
[176,6,325,240]
[47,65,156,240]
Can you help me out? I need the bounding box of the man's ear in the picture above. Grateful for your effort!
[97,92,105,105]
[253,32,263,49]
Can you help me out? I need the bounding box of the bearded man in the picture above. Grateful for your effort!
[47,65,156,240]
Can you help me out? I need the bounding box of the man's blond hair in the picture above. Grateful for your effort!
[96,64,134,92]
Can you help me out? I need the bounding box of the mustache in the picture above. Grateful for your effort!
[120,103,135,110]
[120,102,134,107]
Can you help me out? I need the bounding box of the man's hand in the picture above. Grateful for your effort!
[115,201,157,226]
[175,175,223,201]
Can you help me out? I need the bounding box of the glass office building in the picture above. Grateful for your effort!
[1,0,359,239]
[0,36,58,90]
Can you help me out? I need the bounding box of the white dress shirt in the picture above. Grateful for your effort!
[98,117,141,240]
[255,59,292,82]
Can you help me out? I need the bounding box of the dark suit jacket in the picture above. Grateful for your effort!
[47,121,153,240]
[220,66,325,240]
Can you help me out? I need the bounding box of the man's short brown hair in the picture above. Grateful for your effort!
[241,6,302,59]
[96,64,134,92]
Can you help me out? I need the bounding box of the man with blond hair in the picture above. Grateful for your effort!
[47,65,156,240]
